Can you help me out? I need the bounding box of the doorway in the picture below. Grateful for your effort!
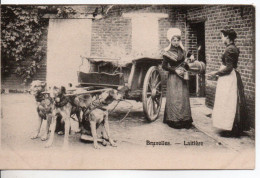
[188,21,206,97]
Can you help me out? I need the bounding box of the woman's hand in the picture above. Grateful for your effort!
[189,54,195,62]
[206,71,218,80]
[206,71,217,77]
[185,54,196,63]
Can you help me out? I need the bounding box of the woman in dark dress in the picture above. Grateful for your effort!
[207,29,249,136]
[162,28,193,129]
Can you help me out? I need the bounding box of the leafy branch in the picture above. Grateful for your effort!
[1,6,49,84]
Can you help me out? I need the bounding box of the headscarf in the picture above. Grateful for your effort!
[164,28,185,51]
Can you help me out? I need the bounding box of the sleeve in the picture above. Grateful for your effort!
[162,57,176,73]
[215,47,236,76]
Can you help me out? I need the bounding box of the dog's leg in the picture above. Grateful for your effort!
[46,114,52,133]
[90,121,100,149]
[57,116,65,135]
[45,113,57,148]
[103,111,116,147]
[81,109,89,135]
[62,104,72,149]
[31,115,43,139]
[75,109,82,133]
[63,114,71,148]
[41,115,51,141]
[89,113,100,149]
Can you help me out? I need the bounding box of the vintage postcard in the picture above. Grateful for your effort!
[0,4,255,169]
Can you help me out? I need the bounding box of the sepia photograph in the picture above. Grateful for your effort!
[0,3,256,169]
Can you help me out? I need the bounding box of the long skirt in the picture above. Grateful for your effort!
[163,72,193,128]
[212,65,249,133]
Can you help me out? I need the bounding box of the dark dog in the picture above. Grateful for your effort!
[81,89,123,149]
[30,80,52,141]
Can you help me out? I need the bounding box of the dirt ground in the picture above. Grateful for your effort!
[0,93,236,151]
[0,93,255,169]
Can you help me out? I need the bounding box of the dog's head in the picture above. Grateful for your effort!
[30,80,46,96]
[51,85,66,98]
[99,89,123,105]
[74,94,92,108]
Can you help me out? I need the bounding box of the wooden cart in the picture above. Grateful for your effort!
[77,57,163,122]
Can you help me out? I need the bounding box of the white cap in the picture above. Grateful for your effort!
[164,28,184,51]
[167,28,182,42]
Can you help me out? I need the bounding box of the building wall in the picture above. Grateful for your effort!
[186,5,255,127]
[91,5,187,57]
[91,5,255,127]
[90,5,187,90]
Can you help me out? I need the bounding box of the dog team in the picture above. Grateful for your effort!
[30,80,123,149]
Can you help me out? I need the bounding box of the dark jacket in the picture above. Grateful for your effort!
[162,46,187,73]
[216,43,240,76]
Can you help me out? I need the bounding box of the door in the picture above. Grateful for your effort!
[188,21,206,97]
[196,22,206,97]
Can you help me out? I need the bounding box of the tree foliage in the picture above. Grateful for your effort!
[1,6,49,84]
[1,5,100,84]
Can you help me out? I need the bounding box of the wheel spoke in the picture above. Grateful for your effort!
[147,96,152,105]
[151,71,156,81]
[148,82,152,91]
[149,99,154,116]
[151,71,156,86]
[156,90,162,95]
[143,67,162,121]
[147,97,153,116]
[152,99,157,113]
[154,96,160,105]
[153,73,159,86]
[155,81,161,89]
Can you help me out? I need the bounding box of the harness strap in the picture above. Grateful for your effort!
[82,97,108,120]
[54,95,69,108]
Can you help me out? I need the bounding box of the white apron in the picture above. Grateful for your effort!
[212,65,237,130]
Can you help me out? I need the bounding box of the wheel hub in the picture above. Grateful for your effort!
[151,88,157,98]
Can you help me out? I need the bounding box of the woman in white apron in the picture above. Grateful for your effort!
[207,29,249,137]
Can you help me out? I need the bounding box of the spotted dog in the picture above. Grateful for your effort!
[81,89,123,149]
[30,80,52,141]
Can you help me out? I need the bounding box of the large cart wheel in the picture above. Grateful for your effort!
[142,66,163,122]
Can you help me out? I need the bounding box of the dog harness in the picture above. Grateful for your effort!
[37,96,53,120]
[54,95,69,108]
[82,98,108,119]
[35,92,45,102]
[91,98,108,111]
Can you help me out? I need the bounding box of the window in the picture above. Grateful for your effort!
[123,13,168,57]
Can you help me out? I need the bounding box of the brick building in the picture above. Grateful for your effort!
[1,5,255,127]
